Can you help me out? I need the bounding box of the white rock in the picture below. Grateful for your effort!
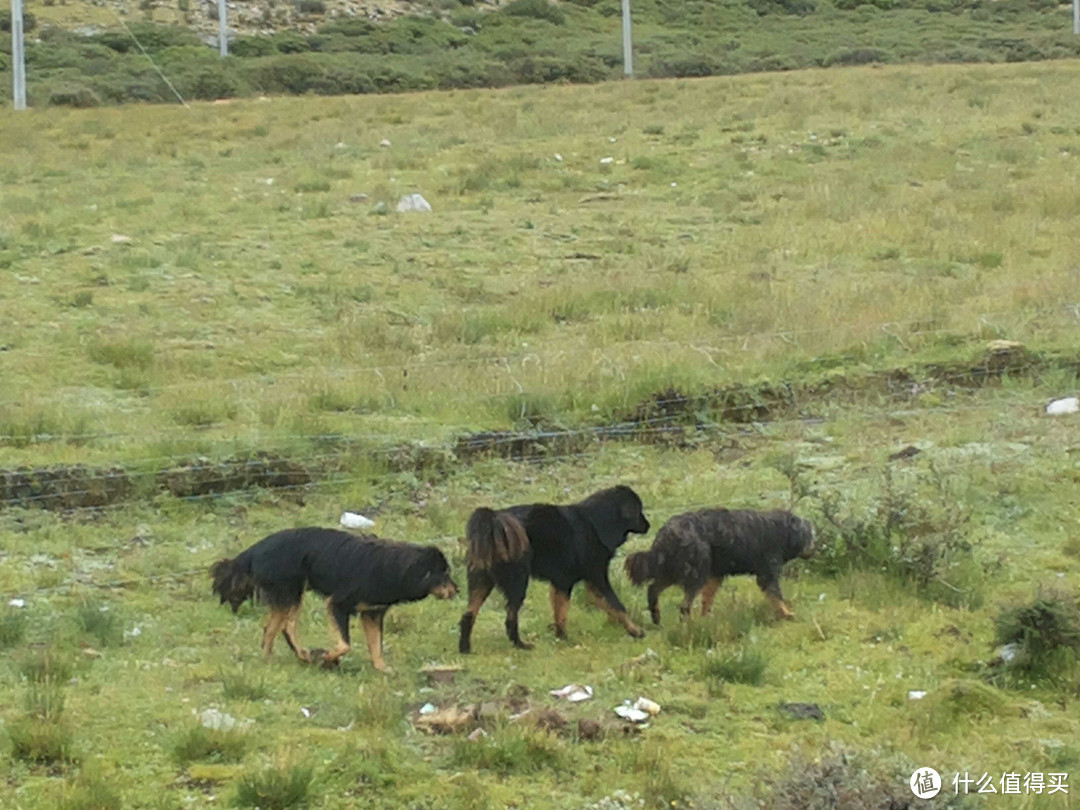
[111,234,132,244]
[419,703,437,715]
[599,157,614,165]
[554,153,563,161]
[396,193,432,213]
[340,512,375,530]
[550,684,593,702]
[380,138,391,147]
[1046,397,1079,415]
[907,690,927,700]
[8,598,25,608]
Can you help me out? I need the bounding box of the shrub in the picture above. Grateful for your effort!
[821,47,891,67]
[450,727,566,775]
[60,770,122,810]
[502,0,566,24]
[75,600,122,647]
[234,762,315,809]
[296,0,326,13]
[172,725,248,766]
[746,0,816,14]
[812,466,984,608]
[229,36,278,58]
[994,589,1080,684]
[220,667,269,701]
[702,643,768,687]
[738,742,978,809]
[0,608,27,648]
[8,718,76,765]
[0,9,37,31]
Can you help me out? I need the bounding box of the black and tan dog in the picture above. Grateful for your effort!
[211,527,457,671]
[625,509,815,624]
[458,485,650,653]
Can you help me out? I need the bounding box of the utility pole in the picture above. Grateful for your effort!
[218,0,228,57]
[11,0,26,109]
[621,0,632,77]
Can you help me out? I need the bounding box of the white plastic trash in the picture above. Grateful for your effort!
[550,684,594,702]
[633,697,661,716]
[341,512,375,530]
[1046,397,1079,416]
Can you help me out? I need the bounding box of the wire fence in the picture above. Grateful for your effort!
[3,303,1077,411]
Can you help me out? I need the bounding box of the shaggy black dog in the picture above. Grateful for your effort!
[458,485,650,653]
[625,509,815,624]
[211,527,458,671]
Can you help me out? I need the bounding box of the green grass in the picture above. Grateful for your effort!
[1,65,1080,808]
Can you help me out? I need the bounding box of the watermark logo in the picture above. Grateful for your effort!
[911,768,942,799]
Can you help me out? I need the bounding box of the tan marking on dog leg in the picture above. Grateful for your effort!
[261,609,289,657]
[361,613,389,672]
[586,584,644,638]
[321,602,351,664]
[766,592,795,620]
[550,585,570,638]
[700,578,722,617]
[282,603,310,663]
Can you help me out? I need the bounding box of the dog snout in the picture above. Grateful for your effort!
[434,579,459,599]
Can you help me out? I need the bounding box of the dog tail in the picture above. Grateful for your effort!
[624,550,655,585]
[465,508,529,570]
[210,547,256,614]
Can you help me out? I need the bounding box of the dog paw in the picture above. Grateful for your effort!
[626,625,646,639]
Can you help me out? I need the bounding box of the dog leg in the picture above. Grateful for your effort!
[700,578,722,617]
[282,602,311,663]
[758,576,795,620]
[646,582,667,625]
[261,608,289,658]
[322,600,352,666]
[550,585,571,639]
[503,578,532,650]
[766,592,795,620]
[586,580,645,639]
[361,611,390,672]
[678,586,700,620]
[458,578,493,655]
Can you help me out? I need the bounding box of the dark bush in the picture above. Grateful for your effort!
[747,0,817,14]
[811,466,984,608]
[509,54,607,84]
[502,0,567,24]
[821,47,891,66]
[296,0,327,14]
[47,84,101,108]
[0,9,37,32]
[647,53,737,78]
[230,36,278,57]
[93,23,199,53]
[995,589,1080,684]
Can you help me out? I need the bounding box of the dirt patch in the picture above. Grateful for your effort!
[156,453,311,498]
[0,465,133,510]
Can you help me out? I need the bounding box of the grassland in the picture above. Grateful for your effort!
[2,62,1080,808]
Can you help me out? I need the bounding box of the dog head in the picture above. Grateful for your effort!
[788,515,817,560]
[419,548,459,600]
[612,485,650,535]
[581,485,650,554]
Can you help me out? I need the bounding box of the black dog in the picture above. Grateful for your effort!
[624,509,815,624]
[211,527,458,671]
[458,485,650,653]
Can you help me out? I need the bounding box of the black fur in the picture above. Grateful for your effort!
[458,485,650,653]
[625,509,815,624]
[211,527,458,669]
